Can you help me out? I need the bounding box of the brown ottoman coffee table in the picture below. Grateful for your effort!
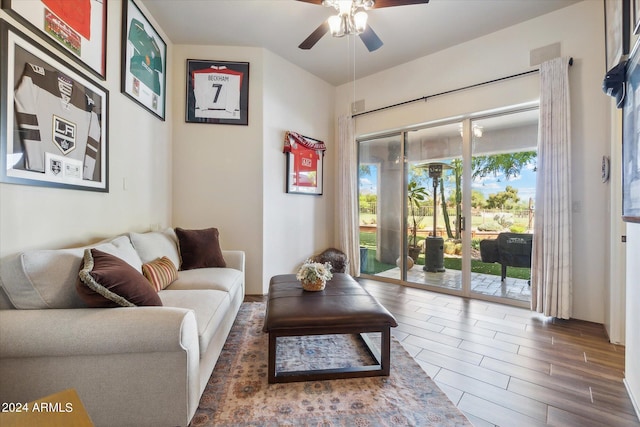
[263,273,398,383]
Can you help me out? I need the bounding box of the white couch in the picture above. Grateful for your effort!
[0,228,245,427]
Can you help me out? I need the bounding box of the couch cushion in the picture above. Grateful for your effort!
[0,235,142,309]
[98,235,144,272]
[142,257,178,292]
[0,286,14,309]
[158,289,230,358]
[175,227,226,270]
[166,268,243,296]
[129,228,181,268]
[77,249,162,308]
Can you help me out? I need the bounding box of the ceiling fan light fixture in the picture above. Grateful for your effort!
[328,14,346,37]
[299,0,430,51]
[353,11,368,33]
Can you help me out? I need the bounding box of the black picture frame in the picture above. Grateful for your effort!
[605,0,631,70]
[121,0,166,120]
[623,38,640,222]
[0,19,109,192]
[285,150,324,196]
[185,59,249,125]
[1,0,107,80]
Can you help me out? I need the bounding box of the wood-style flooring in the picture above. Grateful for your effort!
[358,278,639,427]
[247,278,639,426]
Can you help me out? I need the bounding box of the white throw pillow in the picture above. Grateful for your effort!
[129,228,181,268]
[0,235,143,309]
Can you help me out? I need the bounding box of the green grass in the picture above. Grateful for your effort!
[359,231,530,279]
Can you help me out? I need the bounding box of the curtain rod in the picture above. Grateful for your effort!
[352,57,574,119]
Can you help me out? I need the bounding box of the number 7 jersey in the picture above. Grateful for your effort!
[191,66,243,119]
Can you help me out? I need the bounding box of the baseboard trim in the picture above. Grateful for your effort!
[624,378,640,421]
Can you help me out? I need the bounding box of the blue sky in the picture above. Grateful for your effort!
[360,163,537,203]
[471,162,537,203]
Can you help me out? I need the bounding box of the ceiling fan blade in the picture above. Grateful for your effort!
[373,0,429,8]
[296,0,323,4]
[359,26,383,52]
[299,21,330,50]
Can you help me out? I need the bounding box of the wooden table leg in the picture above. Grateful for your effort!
[381,327,391,376]
[268,332,277,384]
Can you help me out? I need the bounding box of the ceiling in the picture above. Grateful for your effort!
[141,0,581,86]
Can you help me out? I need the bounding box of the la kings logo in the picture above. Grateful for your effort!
[53,75,76,154]
[50,159,62,176]
[52,115,76,155]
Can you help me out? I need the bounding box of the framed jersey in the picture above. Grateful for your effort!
[283,131,326,195]
[1,19,109,192]
[121,0,166,120]
[1,0,107,79]
[186,59,249,125]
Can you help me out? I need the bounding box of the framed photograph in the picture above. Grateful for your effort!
[605,0,631,70]
[623,38,640,222]
[284,132,325,195]
[0,19,108,192]
[1,0,107,79]
[121,0,166,120]
[185,59,249,125]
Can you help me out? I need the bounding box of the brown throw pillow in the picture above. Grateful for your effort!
[77,249,162,307]
[175,227,226,270]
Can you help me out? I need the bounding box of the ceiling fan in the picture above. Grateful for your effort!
[297,0,429,52]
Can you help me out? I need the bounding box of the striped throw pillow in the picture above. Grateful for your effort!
[142,256,178,292]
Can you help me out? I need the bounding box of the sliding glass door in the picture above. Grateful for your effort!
[470,110,538,303]
[357,123,467,291]
[358,133,404,278]
[404,123,464,292]
[357,107,538,306]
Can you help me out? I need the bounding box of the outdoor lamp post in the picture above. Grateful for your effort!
[421,162,452,273]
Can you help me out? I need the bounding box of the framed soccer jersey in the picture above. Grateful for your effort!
[1,19,109,192]
[121,0,166,120]
[1,0,107,79]
[283,131,326,195]
[186,59,249,125]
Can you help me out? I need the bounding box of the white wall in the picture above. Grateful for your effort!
[171,46,334,295]
[262,50,335,289]
[626,223,640,416]
[0,0,172,258]
[336,0,609,323]
[171,45,264,295]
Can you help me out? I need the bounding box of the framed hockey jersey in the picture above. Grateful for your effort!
[1,20,109,192]
[121,0,166,120]
[186,59,249,126]
[1,0,107,79]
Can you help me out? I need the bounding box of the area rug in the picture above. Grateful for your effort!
[189,302,472,426]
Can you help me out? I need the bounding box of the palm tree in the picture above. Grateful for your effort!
[408,180,428,257]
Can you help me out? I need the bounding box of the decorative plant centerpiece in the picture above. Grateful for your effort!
[297,259,333,291]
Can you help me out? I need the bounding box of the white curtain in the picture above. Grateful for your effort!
[531,57,572,319]
[336,115,360,276]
